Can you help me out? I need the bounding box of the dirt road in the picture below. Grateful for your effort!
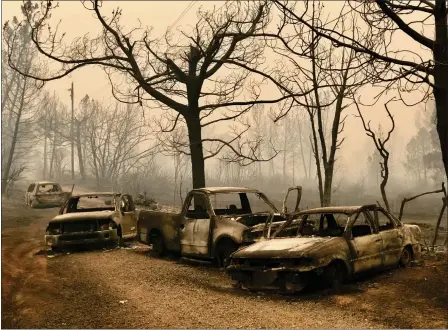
[2,194,447,329]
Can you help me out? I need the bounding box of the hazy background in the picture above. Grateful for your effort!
[1,1,441,216]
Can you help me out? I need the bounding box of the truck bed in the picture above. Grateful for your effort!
[137,209,182,252]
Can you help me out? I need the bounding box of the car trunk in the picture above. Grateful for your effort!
[36,191,65,203]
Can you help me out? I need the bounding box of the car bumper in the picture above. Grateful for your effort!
[45,229,118,248]
[32,199,64,208]
[227,263,313,293]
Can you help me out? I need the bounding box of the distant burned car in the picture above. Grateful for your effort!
[25,181,70,208]
[45,192,137,250]
[227,204,422,293]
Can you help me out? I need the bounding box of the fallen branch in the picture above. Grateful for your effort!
[398,182,446,220]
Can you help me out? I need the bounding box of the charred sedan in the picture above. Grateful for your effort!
[227,204,422,293]
[45,192,137,250]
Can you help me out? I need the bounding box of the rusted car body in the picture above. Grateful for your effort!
[227,204,422,293]
[45,192,137,250]
[25,181,71,208]
[137,186,302,267]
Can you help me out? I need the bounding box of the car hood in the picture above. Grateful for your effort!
[50,211,117,223]
[233,236,340,259]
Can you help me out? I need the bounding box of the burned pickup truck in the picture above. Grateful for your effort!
[227,204,422,293]
[45,192,137,250]
[137,186,302,267]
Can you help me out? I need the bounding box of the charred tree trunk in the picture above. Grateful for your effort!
[186,113,206,189]
[282,119,287,185]
[433,0,448,182]
[297,120,308,180]
[380,155,391,212]
[43,123,47,179]
[75,120,86,180]
[309,111,324,205]
[322,165,334,206]
[1,46,27,113]
[49,131,56,179]
[1,76,27,193]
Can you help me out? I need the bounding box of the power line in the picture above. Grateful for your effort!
[166,0,197,35]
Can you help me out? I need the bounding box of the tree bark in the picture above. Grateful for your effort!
[75,120,86,180]
[186,114,206,189]
[322,165,334,206]
[433,0,448,182]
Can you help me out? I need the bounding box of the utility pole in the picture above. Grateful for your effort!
[69,82,75,180]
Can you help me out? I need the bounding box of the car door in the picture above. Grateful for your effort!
[25,183,35,204]
[347,210,384,273]
[180,192,210,256]
[375,208,403,267]
[30,184,37,203]
[119,195,137,235]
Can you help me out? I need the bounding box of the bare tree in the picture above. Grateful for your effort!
[272,0,448,182]
[356,100,396,211]
[264,2,369,206]
[2,10,43,193]
[6,0,322,189]
[81,98,156,189]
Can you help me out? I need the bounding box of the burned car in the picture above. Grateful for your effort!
[25,181,71,208]
[45,192,137,250]
[138,186,302,267]
[227,204,422,293]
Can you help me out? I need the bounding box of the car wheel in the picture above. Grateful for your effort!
[399,246,412,268]
[324,262,346,291]
[236,281,252,292]
[51,247,62,254]
[150,232,165,257]
[216,241,237,269]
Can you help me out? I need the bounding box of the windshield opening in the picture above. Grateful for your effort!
[298,213,348,237]
[37,184,61,193]
[65,195,115,213]
[209,192,277,216]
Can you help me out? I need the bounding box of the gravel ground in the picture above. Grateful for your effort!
[2,193,447,329]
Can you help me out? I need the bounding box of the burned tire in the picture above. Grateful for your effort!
[323,261,347,291]
[215,240,237,269]
[115,226,124,248]
[399,246,412,268]
[150,232,166,257]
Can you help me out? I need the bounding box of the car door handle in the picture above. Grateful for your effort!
[375,239,382,242]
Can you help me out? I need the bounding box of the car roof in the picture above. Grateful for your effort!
[297,204,378,215]
[35,181,60,185]
[71,192,119,198]
[192,187,260,194]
